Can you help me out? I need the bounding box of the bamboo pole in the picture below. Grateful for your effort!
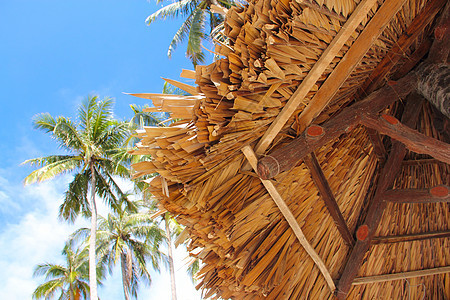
[352,266,450,285]
[241,145,336,292]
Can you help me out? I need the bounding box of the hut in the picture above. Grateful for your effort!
[130,0,450,298]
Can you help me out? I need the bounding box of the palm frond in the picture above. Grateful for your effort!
[22,155,82,185]
[146,0,200,24]
[91,97,115,142]
[32,278,64,300]
[32,113,57,134]
[33,263,67,279]
[53,117,84,152]
[186,7,207,65]
[60,170,90,222]
[167,11,194,59]
[78,95,98,134]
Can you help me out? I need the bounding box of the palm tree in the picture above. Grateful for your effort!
[23,96,130,300]
[74,203,166,300]
[146,0,238,66]
[32,239,102,300]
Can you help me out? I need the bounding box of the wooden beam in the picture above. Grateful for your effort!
[335,93,424,299]
[391,38,432,81]
[296,0,408,132]
[383,186,450,203]
[256,73,418,180]
[355,0,448,97]
[352,266,450,285]
[401,158,443,165]
[252,0,381,155]
[241,145,336,292]
[416,62,450,118]
[372,230,450,244]
[361,114,450,164]
[366,129,387,161]
[427,1,450,63]
[304,153,355,247]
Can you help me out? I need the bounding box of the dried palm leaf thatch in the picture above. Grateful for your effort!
[132,0,449,298]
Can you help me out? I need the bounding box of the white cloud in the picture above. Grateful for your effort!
[0,179,88,299]
[0,173,203,300]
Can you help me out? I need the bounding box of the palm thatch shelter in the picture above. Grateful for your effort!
[130,0,450,298]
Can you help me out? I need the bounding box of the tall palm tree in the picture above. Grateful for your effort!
[74,204,166,300]
[146,0,238,66]
[23,96,130,300]
[32,239,103,300]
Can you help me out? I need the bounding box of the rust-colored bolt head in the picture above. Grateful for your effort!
[382,114,399,125]
[356,225,369,241]
[430,185,448,197]
[306,125,324,138]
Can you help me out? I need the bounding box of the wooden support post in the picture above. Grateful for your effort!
[416,63,450,118]
[335,94,424,299]
[360,114,450,164]
[352,266,450,285]
[383,186,450,203]
[304,153,355,247]
[241,145,336,292]
[372,230,450,244]
[256,73,418,180]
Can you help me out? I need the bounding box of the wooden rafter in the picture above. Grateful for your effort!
[352,266,450,285]
[372,230,450,244]
[241,145,336,292]
[296,0,408,132]
[355,0,448,98]
[252,0,381,155]
[401,158,443,165]
[304,153,355,247]
[383,186,450,203]
[391,38,432,80]
[366,129,387,160]
[335,94,424,299]
[256,73,418,179]
[360,114,450,164]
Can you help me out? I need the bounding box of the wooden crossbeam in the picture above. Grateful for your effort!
[296,0,408,132]
[402,158,442,165]
[304,153,355,247]
[335,94,424,299]
[383,186,450,203]
[241,145,336,292]
[253,0,381,155]
[352,266,450,285]
[355,0,448,98]
[372,230,450,244]
[256,73,418,179]
[366,129,387,161]
[361,114,450,164]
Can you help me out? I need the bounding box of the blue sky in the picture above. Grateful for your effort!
[0,0,207,299]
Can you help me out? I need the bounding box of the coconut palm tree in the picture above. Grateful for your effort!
[74,203,166,300]
[146,0,238,66]
[23,96,131,300]
[32,239,103,300]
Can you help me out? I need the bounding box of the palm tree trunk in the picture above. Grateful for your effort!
[121,252,131,300]
[165,213,177,300]
[89,162,98,300]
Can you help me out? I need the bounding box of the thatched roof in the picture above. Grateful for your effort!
[131,0,449,298]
